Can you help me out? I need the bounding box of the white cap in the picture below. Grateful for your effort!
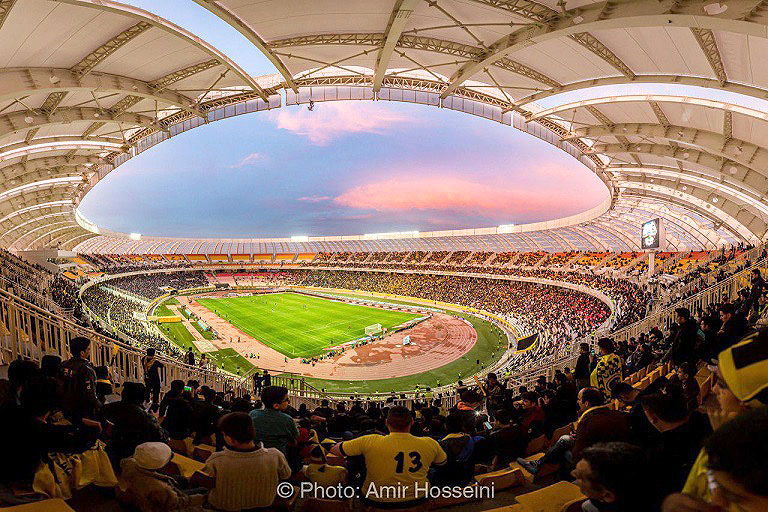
[133,442,173,470]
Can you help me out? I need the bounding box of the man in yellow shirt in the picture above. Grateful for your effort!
[590,338,623,397]
[333,406,447,509]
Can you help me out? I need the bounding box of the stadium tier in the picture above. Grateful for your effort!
[3,1,768,511]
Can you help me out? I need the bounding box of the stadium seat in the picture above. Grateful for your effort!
[525,434,549,456]
[1,500,75,511]
[170,453,205,478]
[475,468,525,491]
[514,481,585,512]
[168,438,191,455]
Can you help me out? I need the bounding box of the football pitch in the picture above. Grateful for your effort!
[196,292,420,358]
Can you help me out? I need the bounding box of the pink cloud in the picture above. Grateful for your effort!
[270,102,410,145]
[335,175,600,218]
[231,152,266,168]
[297,195,330,203]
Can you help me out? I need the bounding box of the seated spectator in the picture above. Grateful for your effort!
[117,442,205,512]
[663,407,768,512]
[517,391,546,441]
[250,386,299,457]
[159,380,185,418]
[640,386,712,501]
[161,386,194,441]
[102,382,167,465]
[674,362,701,413]
[194,412,291,511]
[302,445,348,489]
[191,387,221,445]
[517,387,631,476]
[429,411,482,487]
[573,442,654,512]
[332,406,446,509]
[94,365,116,405]
[0,376,98,500]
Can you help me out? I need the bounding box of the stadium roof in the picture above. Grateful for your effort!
[3,0,768,253]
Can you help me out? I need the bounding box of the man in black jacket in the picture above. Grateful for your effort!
[60,336,101,425]
[574,343,591,389]
[665,308,700,366]
[102,382,167,465]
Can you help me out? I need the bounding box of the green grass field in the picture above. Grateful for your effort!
[196,292,420,358]
[152,290,509,392]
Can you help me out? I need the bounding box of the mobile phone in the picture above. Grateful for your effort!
[483,421,492,430]
[184,386,192,392]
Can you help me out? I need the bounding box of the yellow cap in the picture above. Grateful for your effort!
[718,331,768,402]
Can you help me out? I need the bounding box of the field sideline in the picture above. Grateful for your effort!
[196,292,420,358]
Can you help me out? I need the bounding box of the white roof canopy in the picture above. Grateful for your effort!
[2,0,768,252]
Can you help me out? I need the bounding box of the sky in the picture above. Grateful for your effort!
[77,0,768,239]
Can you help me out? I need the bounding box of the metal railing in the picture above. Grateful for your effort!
[0,287,247,397]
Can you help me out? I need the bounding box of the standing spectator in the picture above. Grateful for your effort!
[574,342,592,389]
[484,373,504,420]
[250,386,298,457]
[185,348,195,367]
[60,336,101,426]
[252,371,262,396]
[193,412,290,511]
[332,406,446,509]
[262,370,272,388]
[590,338,623,397]
[664,308,700,366]
[141,348,164,409]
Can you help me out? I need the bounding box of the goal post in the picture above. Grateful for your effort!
[365,323,383,336]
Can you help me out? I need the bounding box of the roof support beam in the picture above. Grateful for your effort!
[0,69,199,114]
[59,232,95,250]
[0,0,16,31]
[0,107,160,139]
[21,225,82,250]
[439,0,768,99]
[569,32,635,78]
[374,0,420,92]
[517,74,768,107]
[269,33,561,89]
[0,156,98,181]
[690,28,727,85]
[465,0,560,23]
[192,0,297,93]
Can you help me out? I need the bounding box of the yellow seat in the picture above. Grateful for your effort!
[525,434,548,456]
[171,453,205,479]
[559,497,587,512]
[515,481,586,512]
[168,437,192,455]
[2,499,75,511]
[475,468,525,491]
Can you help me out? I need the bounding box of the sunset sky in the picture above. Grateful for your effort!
[77,0,763,238]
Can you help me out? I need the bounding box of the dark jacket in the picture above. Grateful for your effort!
[59,357,101,422]
[574,353,591,379]
[667,318,700,366]
[102,401,167,464]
